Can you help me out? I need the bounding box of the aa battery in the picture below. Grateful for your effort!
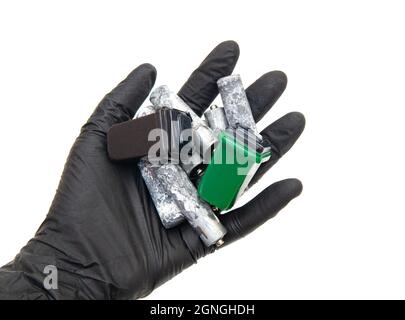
[217,75,260,138]
[138,159,185,228]
[153,163,226,247]
[204,105,228,132]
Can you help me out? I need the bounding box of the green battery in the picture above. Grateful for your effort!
[197,127,271,211]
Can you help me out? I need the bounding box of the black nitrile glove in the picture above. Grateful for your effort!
[0,41,305,299]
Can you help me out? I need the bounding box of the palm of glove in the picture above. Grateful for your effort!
[12,41,305,299]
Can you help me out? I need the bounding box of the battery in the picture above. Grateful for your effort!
[204,105,228,132]
[217,75,261,139]
[107,108,192,162]
[197,127,271,211]
[139,158,185,228]
[153,163,227,247]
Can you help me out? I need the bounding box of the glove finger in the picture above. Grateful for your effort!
[220,178,303,246]
[178,41,239,116]
[249,112,305,187]
[83,63,157,134]
[246,70,288,122]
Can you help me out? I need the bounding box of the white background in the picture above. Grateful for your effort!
[0,0,404,299]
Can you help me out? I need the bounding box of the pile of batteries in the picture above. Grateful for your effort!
[107,75,271,247]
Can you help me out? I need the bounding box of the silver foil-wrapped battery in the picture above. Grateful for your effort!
[138,158,185,228]
[217,75,261,138]
[152,163,226,247]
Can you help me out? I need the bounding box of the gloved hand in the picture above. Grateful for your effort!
[0,41,305,299]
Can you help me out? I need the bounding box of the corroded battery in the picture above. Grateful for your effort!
[152,163,226,247]
[217,75,260,138]
[204,105,228,132]
[138,158,185,228]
